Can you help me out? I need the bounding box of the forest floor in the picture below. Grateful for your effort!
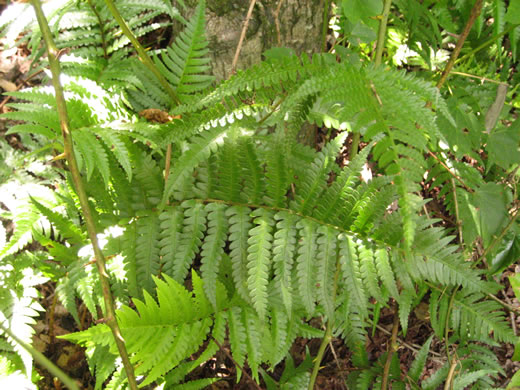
[1,12,520,390]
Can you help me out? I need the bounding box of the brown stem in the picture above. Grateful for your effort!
[427,150,474,193]
[231,0,257,74]
[212,337,262,390]
[30,1,138,388]
[102,0,180,105]
[381,308,399,390]
[436,0,484,90]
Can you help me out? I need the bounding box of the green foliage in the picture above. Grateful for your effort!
[1,0,519,388]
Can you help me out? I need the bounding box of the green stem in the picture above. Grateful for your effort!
[350,0,391,158]
[308,260,342,389]
[0,322,79,390]
[308,320,333,389]
[102,0,180,106]
[86,0,108,59]
[381,308,399,390]
[374,0,392,67]
[30,1,138,389]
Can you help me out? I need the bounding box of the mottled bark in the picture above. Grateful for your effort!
[196,0,325,80]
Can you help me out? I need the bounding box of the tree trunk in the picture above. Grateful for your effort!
[199,0,325,80]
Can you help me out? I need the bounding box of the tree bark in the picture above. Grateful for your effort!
[198,0,325,80]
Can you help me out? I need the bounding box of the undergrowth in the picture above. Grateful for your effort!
[0,0,519,389]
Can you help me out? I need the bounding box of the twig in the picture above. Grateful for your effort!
[274,0,285,46]
[450,71,506,85]
[501,292,518,336]
[381,309,399,390]
[0,322,80,390]
[374,323,444,360]
[0,69,44,111]
[164,144,172,183]
[327,339,348,383]
[102,0,179,105]
[231,0,257,74]
[444,357,459,390]
[455,23,519,65]
[30,1,138,388]
[488,291,520,314]
[436,0,484,90]
[212,337,262,390]
[427,150,474,193]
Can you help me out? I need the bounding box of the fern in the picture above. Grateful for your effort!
[3,0,517,385]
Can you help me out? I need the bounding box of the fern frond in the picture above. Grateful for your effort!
[293,133,347,215]
[154,0,213,96]
[200,203,228,308]
[451,290,515,344]
[172,201,207,282]
[227,306,246,382]
[295,219,319,316]
[135,211,161,295]
[272,211,298,315]
[316,226,339,320]
[407,334,433,384]
[247,208,274,318]
[158,206,184,278]
[264,131,290,208]
[227,206,253,302]
[161,125,229,206]
[339,235,368,319]
[61,273,222,386]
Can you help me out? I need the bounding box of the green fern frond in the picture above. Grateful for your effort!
[316,225,339,320]
[161,125,229,206]
[154,0,213,96]
[201,203,228,308]
[247,208,274,318]
[264,131,291,208]
[134,211,161,295]
[227,306,246,382]
[407,334,433,384]
[451,290,515,344]
[293,133,347,215]
[227,206,253,302]
[272,211,298,315]
[61,272,223,386]
[339,235,368,319]
[295,219,319,316]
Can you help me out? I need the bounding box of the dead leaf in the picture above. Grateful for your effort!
[139,108,181,123]
[0,78,17,92]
